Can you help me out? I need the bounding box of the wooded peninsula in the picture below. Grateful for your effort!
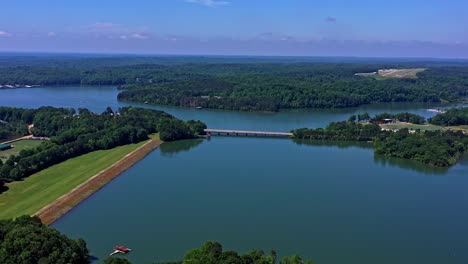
[292,110,468,167]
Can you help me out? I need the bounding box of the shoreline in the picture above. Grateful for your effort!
[34,137,163,225]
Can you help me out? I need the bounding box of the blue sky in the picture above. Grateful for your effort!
[1,0,467,57]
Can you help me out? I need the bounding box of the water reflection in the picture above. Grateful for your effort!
[292,139,373,149]
[159,139,204,157]
[373,155,449,175]
[292,139,454,175]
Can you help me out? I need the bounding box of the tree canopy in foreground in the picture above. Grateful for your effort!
[153,241,314,264]
[0,216,88,264]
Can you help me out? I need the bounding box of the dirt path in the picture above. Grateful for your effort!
[1,135,33,144]
[35,137,163,225]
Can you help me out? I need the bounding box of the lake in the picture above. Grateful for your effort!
[1,86,468,264]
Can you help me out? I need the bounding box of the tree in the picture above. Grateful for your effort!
[104,106,114,115]
[183,241,223,264]
[179,241,288,264]
[0,216,89,264]
[281,255,315,264]
[348,115,357,123]
[429,107,468,126]
[358,113,370,122]
[158,119,195,142]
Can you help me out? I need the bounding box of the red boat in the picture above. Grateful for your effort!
[114,246,131,253]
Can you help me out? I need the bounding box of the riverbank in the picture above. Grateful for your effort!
[0,135,162,223]
[35,136,163,225]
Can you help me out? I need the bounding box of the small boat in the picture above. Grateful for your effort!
[110,245,132,256]
[144,101,149,104]
[196,106,203,109]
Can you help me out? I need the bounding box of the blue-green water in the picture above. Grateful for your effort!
[1,86,468,264]
[0,85,458,130]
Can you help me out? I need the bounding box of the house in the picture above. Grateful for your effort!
[383,118,394,124]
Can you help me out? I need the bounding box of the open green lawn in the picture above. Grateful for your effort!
[380,123,445,131]
[0,140,43,162]
[0,140,148,220]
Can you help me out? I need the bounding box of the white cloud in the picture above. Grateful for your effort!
[130,33,149,40]
[118,34,148,40]
[47,32,57,37]
[85,22,150,41]
[185,0,229,7]
[0,31,12,37]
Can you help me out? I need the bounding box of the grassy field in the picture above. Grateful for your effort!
[0,139,43,162]
[380,123,445,131]
[0,140,149,220]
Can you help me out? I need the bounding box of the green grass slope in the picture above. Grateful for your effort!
[0,141,146,220]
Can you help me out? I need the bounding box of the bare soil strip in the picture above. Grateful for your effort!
[35,138,163,225]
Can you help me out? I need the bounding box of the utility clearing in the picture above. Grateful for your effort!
[355,68,426,79]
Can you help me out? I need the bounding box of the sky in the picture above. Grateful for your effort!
[1,0,467,58]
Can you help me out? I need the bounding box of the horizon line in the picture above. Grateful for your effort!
[1,50,468,61]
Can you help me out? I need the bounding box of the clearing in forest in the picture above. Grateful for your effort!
[355,68,426,79]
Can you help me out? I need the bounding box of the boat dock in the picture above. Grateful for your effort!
[204,129,293,138]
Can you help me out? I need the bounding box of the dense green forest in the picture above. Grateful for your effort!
[429,107,468,126]
[0,216,88,264]
[373,130,468,167]
[1,57,467,111]
[292,112,468,167]
[0,106,205,183]
[117,65,468,111]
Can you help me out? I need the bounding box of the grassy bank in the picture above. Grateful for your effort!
[0,138,152,220]
[0,139,43,162]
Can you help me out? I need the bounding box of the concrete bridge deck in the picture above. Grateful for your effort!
[204,129,293,137]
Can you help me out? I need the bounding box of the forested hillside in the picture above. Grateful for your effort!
[0,106,205,183]
[1,58,467,111]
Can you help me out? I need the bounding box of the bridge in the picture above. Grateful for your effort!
[204,129,293,138]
